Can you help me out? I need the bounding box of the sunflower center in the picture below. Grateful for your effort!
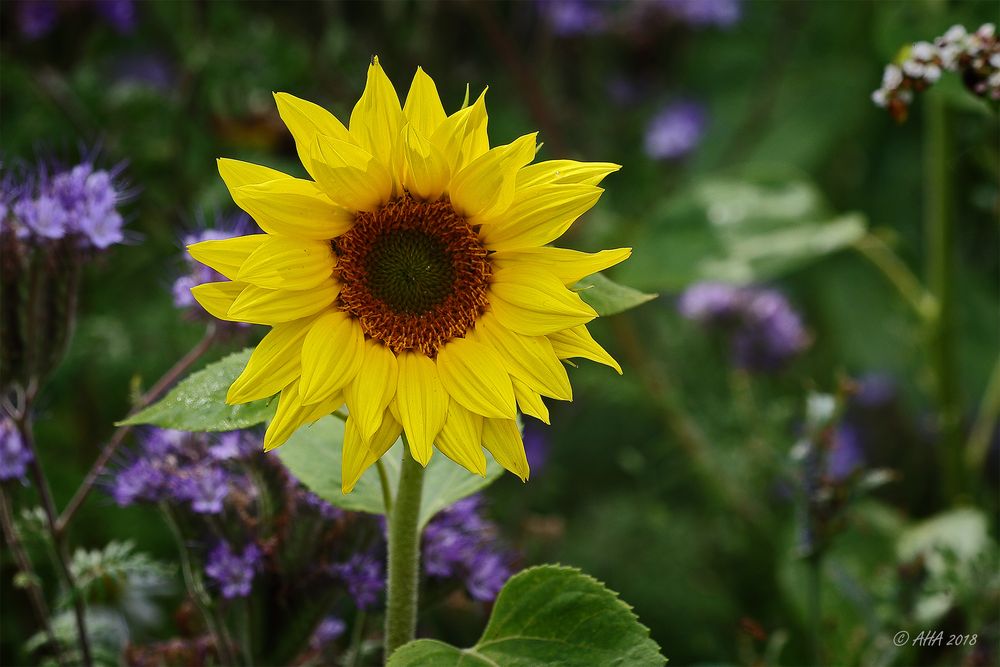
[334,197,491,357]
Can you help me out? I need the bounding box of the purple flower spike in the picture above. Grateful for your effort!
[109,459,165,506]
[17,0,58,39]
[0,417,33,483]
[539,0,609,36]
[177,466,230,514]
[332,553,384,610]
[205,542,262,599]
[310,616,347,649]
[644,101,707,160]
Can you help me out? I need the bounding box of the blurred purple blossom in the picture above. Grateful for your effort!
[176,466,230,514]
[538,0,610,36]
[332,553,384,610]
[205,542,262,599]
[522,426,549,475]
[109,459,166,506]
[174,213,254,313]
[644,101,707,160]
[827,423,864,482]
[422,496,513,601]
[659,0,742,28]
[16,1,58,39]
[678,282,810,373]
[208,431,256,461]
[0,417,33,483]
[94,0,136,33]
[310,616,346,649]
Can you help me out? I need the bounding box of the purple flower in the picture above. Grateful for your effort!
[299,489,342,520]
[332,553,384,610]
[538,0,609,36]
[644,101,707,160]
[678,282,809,373]
[310,616,346,649]
[109,459,166,506]
[522,426,549,475]
[659,0,742,28]
[17,0,58,39]
[205,542,261,599]
[94,0,136,33]
[13,195,68,240]
[0,417,33,483]
[176,466,230,514]
[827,424,864,482]
[174,213,254,315]
[422,496,514,601]
[208,431,256,460]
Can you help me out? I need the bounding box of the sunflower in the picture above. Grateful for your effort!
[188,58,628,492]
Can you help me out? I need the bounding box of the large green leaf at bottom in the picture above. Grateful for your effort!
[388,565,667,666]
[120,349,276,431]
[276,416,504,529]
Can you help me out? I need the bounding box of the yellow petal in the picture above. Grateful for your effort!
[396,352,448,466]
[431,89,489,174]
[187,235,268,281]
[548,325,622,374]
[344,340,399,442]
[479,184,603,251]
[237,236,333,290]
[474,312,571,400]
[231,179,354,240]
[436,338,517,419]
[482,418,529,482]
[516,160,621,189]
[342,413,401,493]
[227,279,339,324]
[299,311,365,404]
[513,378,550,424]
[311,135,393,212]
[217,158,291,190]
[397,124,450,201]
[273,92,353,174]
[450,133,537,219]
[489,268,597,336]
[228,319,315,403]
[349,56,404,169]
[491,247,632,286]
[263,380,344,451]
[190,281,247,322]
[436,403,486,476]
[403,66,447,138]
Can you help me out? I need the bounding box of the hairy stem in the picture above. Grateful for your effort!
[57,325,217,533]
[383,443,425,658]
[0,487,62,665]
[17,418,92,667]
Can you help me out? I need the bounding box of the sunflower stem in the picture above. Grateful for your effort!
[384,443,425,658]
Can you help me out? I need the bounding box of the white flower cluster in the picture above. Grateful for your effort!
[872,23,999,120]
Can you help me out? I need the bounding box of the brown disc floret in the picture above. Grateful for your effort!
[334,197,491,357]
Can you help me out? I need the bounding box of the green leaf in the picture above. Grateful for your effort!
[621,175,867,290]
[388,565,667,666]
[276,416,505,529]
[120,349,276,432]
[576,273,657,316]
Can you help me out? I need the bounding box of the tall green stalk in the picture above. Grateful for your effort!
[383,443,426,658]
[923,91,963,503]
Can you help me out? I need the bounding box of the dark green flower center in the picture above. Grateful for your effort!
[364,229,455,314]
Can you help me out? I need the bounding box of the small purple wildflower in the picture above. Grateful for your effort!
[644,101,707,160]
[174,213,254,315]
[109,459,166,506]
[17,0,58,39]
[522,425,549,475]
[94,0,137,33]
[678,282,809,373]
[422,496,514,601]
[827,423,864,482]
[538,0,609,36]
[176,466,230,514]
[208,431,256,461]
[0,417,33,483]
[332,553,384,610]
[310,616,347,650]
[205,542,262,599]
[659,0,742,28]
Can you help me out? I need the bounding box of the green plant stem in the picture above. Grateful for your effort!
[348,609,368,667]
[967,353,1000,473]
[161,505,236,667]
[376,459,394,517]
[923,91,964,503]
[808,553,823,667]
[17,417,92,667]
[384,442,426,658]
[854,233,937,321]
[0,487,61,665]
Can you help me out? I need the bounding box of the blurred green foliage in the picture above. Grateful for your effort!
[1,1,998,665]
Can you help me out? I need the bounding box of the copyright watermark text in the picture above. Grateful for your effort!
[892,630,978,647]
